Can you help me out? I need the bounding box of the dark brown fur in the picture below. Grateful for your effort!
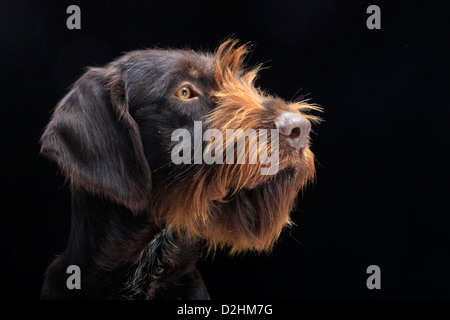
[40,40,319,299]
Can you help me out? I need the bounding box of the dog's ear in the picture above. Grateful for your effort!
[40,66,151,213]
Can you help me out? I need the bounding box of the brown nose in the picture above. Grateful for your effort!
[274,112,311,151]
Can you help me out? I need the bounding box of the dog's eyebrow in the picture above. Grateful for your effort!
[188,67,200,78]
[185,53,215,78]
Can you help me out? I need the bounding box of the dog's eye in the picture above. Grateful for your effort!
[176,87,192,99]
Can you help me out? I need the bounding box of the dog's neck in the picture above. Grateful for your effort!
[41,189,208,299]
[68,189,155,267]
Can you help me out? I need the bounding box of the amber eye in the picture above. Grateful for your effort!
[176,87,192,99]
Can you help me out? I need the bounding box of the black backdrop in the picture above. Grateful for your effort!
[1,0,449,299]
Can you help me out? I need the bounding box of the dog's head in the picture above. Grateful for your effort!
[41,40,320,253]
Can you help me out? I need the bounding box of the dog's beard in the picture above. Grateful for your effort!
[150,147,315,254]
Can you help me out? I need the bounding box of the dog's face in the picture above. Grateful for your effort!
[41,40,319,253]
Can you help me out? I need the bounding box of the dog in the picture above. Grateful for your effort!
[40,40,319,299]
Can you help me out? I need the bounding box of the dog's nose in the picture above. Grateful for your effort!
[274,112,311,151]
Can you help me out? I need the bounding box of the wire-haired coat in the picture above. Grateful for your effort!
[40,40,319,299]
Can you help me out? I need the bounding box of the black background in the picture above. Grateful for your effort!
[1,0,449,300]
